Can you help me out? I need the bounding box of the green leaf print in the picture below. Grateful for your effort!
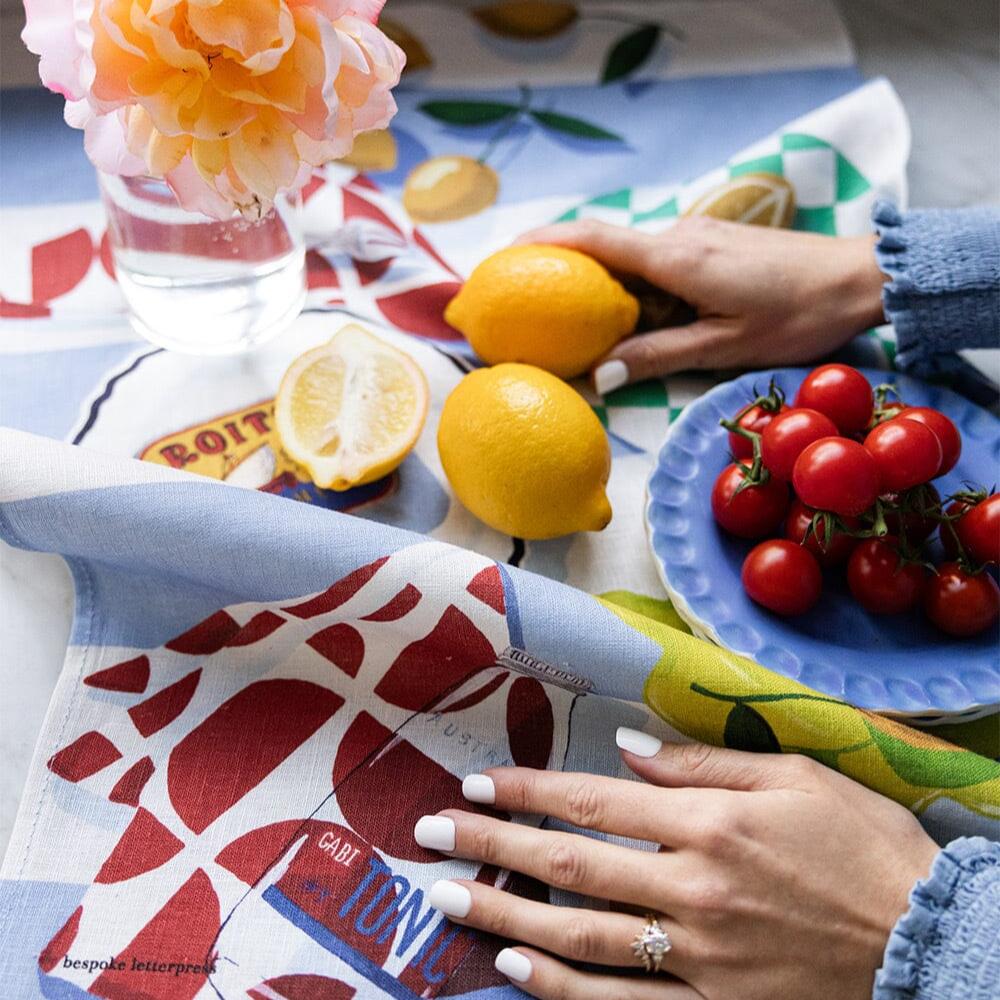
[864,719,1000,789]
[418,100,521,125]
[529,110,624,142]
[723,703,781,753]
[602,24,661,83]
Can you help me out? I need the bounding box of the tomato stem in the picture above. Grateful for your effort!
[719,423,769,491]
[936,491,995,575]
[870,382,905,426]
[805,510,838,553]
[721,379,786,433]
[720,379,785,489]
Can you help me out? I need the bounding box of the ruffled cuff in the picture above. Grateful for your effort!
[872,201,1000,375]
[874,836,1000,1000]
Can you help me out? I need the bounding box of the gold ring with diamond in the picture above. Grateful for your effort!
[632,914,671,972]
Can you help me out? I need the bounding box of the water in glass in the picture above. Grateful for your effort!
[100,174,306,354]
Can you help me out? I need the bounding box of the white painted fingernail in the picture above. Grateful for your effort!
[428,880,472,918]
[495,948,532,983]
[594,359,628,395]
[414,815,455,852]
[462,774,496,804]
[616,726,663,758]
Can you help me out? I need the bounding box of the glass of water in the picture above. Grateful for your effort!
[99,173,306,355]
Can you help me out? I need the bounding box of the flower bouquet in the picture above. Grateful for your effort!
[22,0,405,353]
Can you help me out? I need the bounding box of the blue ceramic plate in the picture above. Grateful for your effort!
[645,368,1000,718]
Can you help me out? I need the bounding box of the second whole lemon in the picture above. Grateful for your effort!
[438,363,612,540]
[444,245,640,379]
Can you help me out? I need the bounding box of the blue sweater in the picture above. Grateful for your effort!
[872,202,1000,374]
[870,204,999,1000]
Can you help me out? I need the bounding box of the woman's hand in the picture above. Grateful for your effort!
[513,218,888,394]
[413,729,939,1000]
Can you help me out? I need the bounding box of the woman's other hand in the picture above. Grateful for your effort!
[513,218,888,394]
[414,730,938,1000]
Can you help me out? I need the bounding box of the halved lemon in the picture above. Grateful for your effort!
[275,324,429,491]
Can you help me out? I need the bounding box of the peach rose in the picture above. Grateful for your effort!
[23,0,405,219]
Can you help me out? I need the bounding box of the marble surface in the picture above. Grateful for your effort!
[1,1,998,859]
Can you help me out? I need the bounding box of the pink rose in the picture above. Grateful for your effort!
[23,0,405,218]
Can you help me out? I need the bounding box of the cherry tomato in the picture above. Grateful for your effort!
[924,563,1000,637]
[795,364,873,434]
[863,417,942,492]
[883,484,941,544]
[899,407,961,476]
[792,438,881,517]
[728,403,786,461]
[760,408,838,481]
[742,539,822,616]
[783,498,859,568]
[955,494,1000,565]
[847,538,926,614]
[711,464,789,539]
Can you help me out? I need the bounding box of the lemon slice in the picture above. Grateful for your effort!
[275,324,429,491]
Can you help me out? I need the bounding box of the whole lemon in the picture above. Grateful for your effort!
[438,363,612,539]
[444,245,640,379]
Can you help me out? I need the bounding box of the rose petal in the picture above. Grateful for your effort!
[126,107,190,175]
[22,0,91,100]
[187,0,286,62]
[165,155,235,220]
[69,105,147,176]
[228,112,301,200]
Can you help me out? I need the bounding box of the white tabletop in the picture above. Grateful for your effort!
[1,0,998,858]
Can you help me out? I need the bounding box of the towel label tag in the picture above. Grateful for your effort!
[497,646,592,693]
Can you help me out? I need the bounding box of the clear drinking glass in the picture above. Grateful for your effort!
[99,173,306,355]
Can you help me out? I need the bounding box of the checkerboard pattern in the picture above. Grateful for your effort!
[557,131,874,235]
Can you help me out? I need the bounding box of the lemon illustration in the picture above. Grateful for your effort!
[338,129,398,172]
[473,1,579,39]
[445,245,640,379]
[380,18,433,72]
[275,324,428,491]
[684,173,796,228]
[438,363,612,539]
[402,155,500,224]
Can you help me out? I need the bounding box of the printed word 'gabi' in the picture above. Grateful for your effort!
[266,822,483,996]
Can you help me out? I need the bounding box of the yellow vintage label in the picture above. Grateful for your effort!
[139,400,287,483]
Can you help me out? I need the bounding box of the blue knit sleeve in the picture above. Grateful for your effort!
[873,837,1000,1000]
[871,202,1000,375]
